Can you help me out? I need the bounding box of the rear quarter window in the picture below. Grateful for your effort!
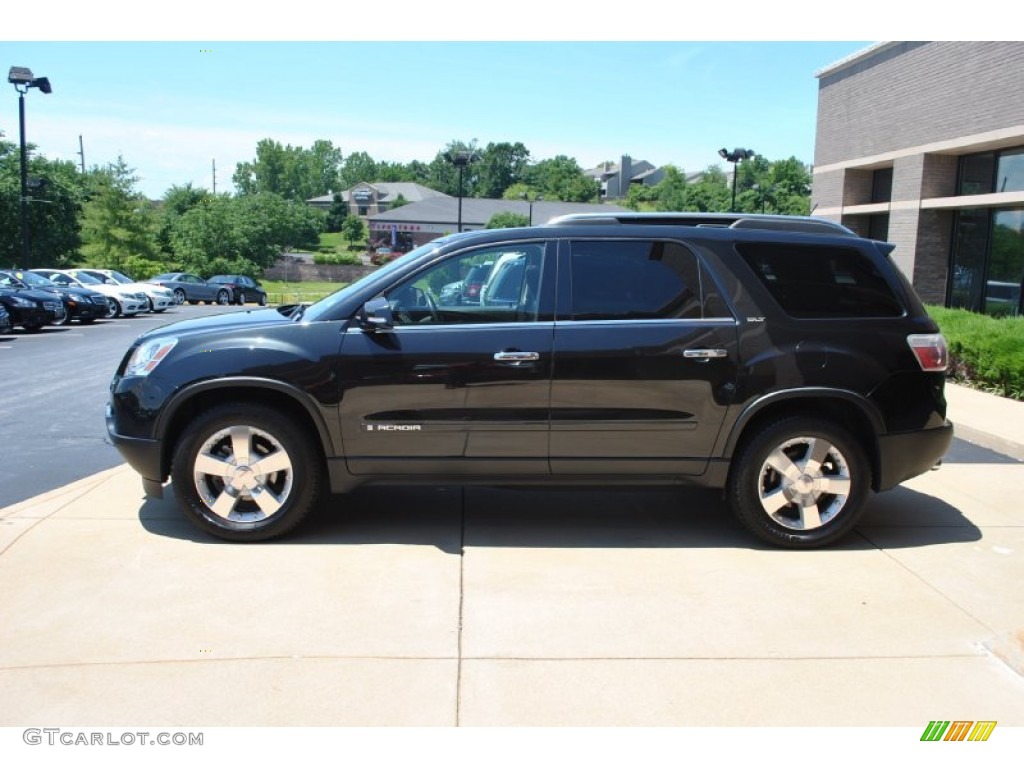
[736,242,904,318]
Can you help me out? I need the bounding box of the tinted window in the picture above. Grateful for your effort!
[737,242,904,318]
[569,240,702,320]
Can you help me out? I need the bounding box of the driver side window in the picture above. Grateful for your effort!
[385,243,546,326]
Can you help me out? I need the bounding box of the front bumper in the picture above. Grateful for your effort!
[105,401,165,495]
[876,420,954,490]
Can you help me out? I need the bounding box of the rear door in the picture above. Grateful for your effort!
[339,240,556,477]
[550,238,739,476]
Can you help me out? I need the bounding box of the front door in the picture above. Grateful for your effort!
[339,240,556,477]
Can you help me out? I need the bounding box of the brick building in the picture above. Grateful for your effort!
[812,41,1024,315]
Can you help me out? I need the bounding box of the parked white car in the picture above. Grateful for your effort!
[31,269,149,318]
[77,268,175,313]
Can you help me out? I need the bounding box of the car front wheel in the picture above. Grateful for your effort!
[216,289,230,305]
[171,403,323,542]
[258,294,267,306]
[106,298,121,318]
[173,289,186,305]
[727,417,869,549]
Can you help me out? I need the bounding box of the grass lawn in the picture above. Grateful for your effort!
[262,280,347,305]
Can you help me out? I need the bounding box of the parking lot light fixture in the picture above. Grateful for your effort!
[8,66,52,269]
[444,150,479,233]
[718,147,755,212]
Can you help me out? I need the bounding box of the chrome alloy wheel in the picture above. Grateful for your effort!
[756,436,852,531]
[193,425,294,524]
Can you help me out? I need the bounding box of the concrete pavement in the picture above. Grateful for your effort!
[0,383,1022,727]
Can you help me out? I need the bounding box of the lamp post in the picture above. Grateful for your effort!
[520,192,543,225]
[8,66,52,269]
[718,147,755,212]
[443,149,478,232]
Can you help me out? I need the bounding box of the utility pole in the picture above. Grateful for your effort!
[212,159,217,194]
[77,135,85,173]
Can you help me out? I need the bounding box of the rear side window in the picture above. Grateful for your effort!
[736,242,904,318]
[569,240,703,320]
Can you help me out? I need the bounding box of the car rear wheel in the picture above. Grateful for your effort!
[727,416,869,549]
[171,403,323,542]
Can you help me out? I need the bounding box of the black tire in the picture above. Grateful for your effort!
[727,416,870,549]
[216,289,230,305]
[170,403,323,542]
[173,288,186,305]
[236,292,246,305]
[106,298,121,318]
[258,294,267,306]
[53,309,71,326]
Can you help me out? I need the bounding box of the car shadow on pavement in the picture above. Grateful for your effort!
[137,482,980,553]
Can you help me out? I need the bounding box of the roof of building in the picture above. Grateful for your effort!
[368,197,627,228]
[584,159,657,181]
[307,182,449,205]
[814,41,900,78]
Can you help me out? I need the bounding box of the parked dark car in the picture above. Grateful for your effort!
[0,302,12,334]
[0,282,65,331]
[0,269,108,325]
[149,273,231,306]
[108,213,953,548]
[207,275,268,306]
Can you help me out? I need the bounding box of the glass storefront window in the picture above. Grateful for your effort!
[986,210,1024,316]
[949,209,990,312]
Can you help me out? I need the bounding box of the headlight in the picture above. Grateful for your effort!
[125,337,178,377]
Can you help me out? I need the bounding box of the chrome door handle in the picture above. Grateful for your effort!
[683,348,728,359]
[494,351,540,362]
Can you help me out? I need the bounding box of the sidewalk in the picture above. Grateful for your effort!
[945,382,1024,461]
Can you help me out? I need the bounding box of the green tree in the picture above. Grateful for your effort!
[234,138,343,202]
[0,141,84,268]
[340,215,366,250]
[342,151,378,187]
[324,192,349,233]
[79,156,158,271]
[526,155,599,202]
[486,211,530,229]
[428,140,481,197]
[476,141,531,199]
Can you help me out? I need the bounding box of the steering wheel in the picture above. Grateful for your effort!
[391,285,439,325]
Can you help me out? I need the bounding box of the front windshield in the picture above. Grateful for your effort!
[68,271,102,285]
[301,238,454,322]
[107,271,133,284]
[11,270,52,288]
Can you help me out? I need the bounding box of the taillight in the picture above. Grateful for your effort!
[907,333,948,372]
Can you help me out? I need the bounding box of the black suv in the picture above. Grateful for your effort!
[107,213,953,548]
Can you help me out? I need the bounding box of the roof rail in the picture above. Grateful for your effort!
[546,211,856,236]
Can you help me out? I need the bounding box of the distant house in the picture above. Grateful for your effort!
[585,155,666,199]
[307,182,449,217]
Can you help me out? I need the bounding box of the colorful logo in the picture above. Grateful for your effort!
[920,721,997,741]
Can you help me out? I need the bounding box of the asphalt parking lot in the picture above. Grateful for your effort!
[1,416,1022,729]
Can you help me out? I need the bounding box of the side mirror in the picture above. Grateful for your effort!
[359,296,393,331]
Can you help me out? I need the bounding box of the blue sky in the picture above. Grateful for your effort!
[1,4,973,200]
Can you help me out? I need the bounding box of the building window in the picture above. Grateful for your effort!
[996,149,1024,194]
[957,147,1024,196]
[871,167,893,203]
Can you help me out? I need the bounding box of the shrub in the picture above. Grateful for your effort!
[313,252,362,266]
[927,305,1024,400]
